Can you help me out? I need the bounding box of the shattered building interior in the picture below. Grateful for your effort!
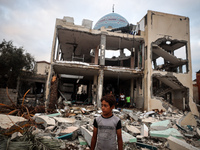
[45,10,198,115]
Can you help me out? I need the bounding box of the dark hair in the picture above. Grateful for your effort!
[101,94,116,107]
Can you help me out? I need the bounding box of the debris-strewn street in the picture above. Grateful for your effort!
[0,99,200,150]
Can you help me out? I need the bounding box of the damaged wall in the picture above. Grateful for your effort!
[143,10,194,112]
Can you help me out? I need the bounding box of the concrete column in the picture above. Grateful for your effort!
[45,25,57,109]
[100,34,106,66]
[97,68,104,108]
[153,59,157,69]
[130,78,134,106]
[131,48,135,69]
[45,64,53,111]
[120,49,124,67]
[179,66,183,73]
[88,81,92,99]
[92,75,98,105]
[142,43,145,69]
[56,44,60,61]
[95,46,99,65]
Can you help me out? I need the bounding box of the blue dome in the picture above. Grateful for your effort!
[93,12,129,30]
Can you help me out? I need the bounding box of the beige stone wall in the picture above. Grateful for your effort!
[36,62,50,75]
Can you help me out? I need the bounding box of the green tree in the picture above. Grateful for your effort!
[0,39,35,88]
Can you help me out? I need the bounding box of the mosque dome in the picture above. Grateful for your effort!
[93,12,129,30]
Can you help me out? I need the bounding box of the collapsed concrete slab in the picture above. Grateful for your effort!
[53,117,76,124]
[122,130,137,143]
[150,128,183,139]
[128,112,138,121]
[60,126,79,135]
[189,101,199,117]
[0,114,27,129]
[80,125,93,147]
[126,124,140,134]
[180,112,197,127]
[142,117,159,123]
[167,136,199,150]
[150,120,171,131]
[141,124,148,137]
[35,115,56,127]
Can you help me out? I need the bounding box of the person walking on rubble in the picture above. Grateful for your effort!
[126,95,131,108]
[90,94,123,150]
[119,92,125,107]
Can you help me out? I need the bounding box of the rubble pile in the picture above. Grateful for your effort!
[0,103,200,150]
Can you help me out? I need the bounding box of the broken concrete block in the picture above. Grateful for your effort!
[82,19,93,29]
[167,136,199,150]
[189,101,199,117]
[197,128,200,137]
[63,16,74,24]
[60,126,79,135]
[122,130,137,143]
[126,124,140,134]
[78,136,87,145]
[47,112,61,117]
[150,120,171,131]
[45,125,55,132]
[53,117,76,124]
[128,112,138,121]
[112,109,120,113]
[0,114,27,129]
[180,112,197,127]
[141,124,148,137]
[142,117,159,123]
[35,115,56,128]
[11,132,23,140]
[144,111,155,118]
[80,125,93,146]
[122,109,133,114]
[32,128,43,135]
[150,128,183,139]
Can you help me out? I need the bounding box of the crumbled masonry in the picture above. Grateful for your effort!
[0,101,200,149]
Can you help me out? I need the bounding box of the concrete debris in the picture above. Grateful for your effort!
[150,120,171,131]
[150,128,183,139]
[180,112,197,127]
[168,136,199,150]
[0,114,27,129]
[53,117,76,124]
[126,124,141,134]
[0,104,200,150]
[141,124,149,137]
[11,132,23,140]
[122,130,137,143]
[35,115,56,127]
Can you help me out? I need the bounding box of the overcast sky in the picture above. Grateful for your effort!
[0,0,200,79]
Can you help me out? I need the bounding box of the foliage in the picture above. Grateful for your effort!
[0,39,35,88]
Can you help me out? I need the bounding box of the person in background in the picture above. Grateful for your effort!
[119,93,125,107]
[126,95,131,108]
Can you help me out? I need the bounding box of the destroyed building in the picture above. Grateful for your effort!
[45,10,199,116]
